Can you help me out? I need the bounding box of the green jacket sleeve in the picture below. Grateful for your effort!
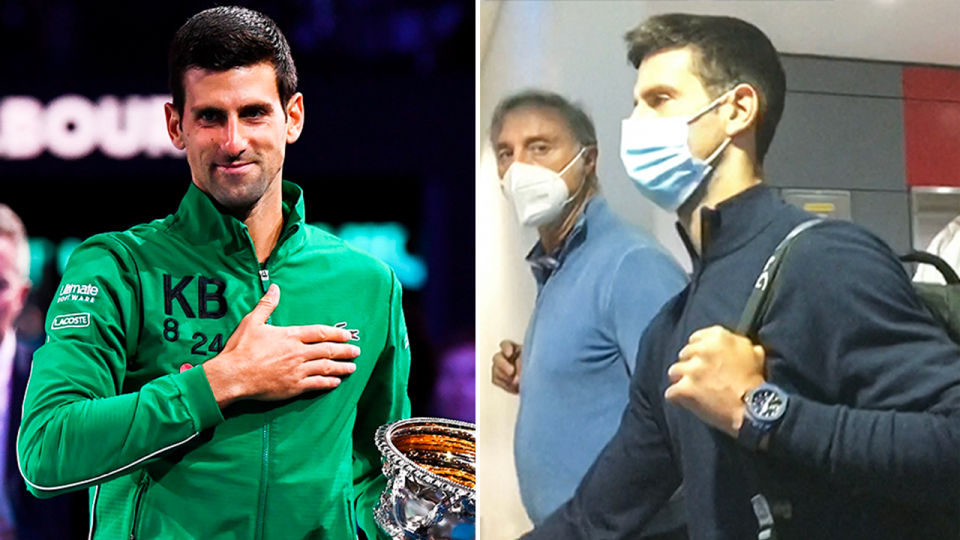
[352,271,412,539]
[18,236,224,498]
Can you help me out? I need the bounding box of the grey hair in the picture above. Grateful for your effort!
[0,204,31,281]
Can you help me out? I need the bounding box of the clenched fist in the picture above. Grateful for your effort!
[492,339,522,394]
[665,325,766,437]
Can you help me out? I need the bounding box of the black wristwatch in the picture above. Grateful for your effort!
[738,382,789,451]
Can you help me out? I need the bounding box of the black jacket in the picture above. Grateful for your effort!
[525,185,960,540]
[8,341,88,540]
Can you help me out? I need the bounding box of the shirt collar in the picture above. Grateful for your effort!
[172,180,307,258]
[0,331,16,386]
[525,195,603,282]
[677,184,784,271]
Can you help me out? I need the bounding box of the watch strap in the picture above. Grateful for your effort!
[738,413,772,451]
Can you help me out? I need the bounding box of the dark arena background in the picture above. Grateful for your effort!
[0,0,475,430]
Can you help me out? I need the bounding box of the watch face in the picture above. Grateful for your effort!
[748,388,786,420]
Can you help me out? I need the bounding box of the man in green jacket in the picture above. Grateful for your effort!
[17,6,411,540]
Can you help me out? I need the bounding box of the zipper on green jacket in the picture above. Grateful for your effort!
[128,471,150,540]
[255,261,271,540]
[256,420,271,540]
[250,224,296,540]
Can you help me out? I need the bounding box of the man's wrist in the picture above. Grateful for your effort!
[174,363,227,429]
[202,354,244,409]
[738,382,789,451]
[729,376,766,435]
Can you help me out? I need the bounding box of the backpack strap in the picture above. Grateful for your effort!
[900,251,960,285]
[900,251,960,344]
[737,219,825,339]
[736,218,822,540]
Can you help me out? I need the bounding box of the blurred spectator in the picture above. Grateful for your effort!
[0,204,86,540]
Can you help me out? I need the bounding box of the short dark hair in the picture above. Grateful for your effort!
[168,6,298,116]
[625,13,786,164]
[489,89,598,149]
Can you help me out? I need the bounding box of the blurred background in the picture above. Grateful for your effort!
[1,1,474,535]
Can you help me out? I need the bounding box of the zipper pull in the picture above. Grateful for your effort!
[259,268,269,281]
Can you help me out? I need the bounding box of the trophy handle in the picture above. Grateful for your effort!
[389,468,409,530]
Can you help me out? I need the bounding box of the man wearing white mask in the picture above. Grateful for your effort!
[490,90,689,539]
[523,13,960,540]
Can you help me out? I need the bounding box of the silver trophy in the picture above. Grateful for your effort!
[373,417,476,540]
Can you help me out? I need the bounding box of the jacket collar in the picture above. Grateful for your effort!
[678,184,784,272]
[525,194,604,283]
[172,180,307,260]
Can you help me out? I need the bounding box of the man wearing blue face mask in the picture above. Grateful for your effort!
[489,90,689,539]
[522,13,960,540]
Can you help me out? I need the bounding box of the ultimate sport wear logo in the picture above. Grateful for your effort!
[57,283,99,304]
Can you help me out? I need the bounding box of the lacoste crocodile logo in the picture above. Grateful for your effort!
[335,321,360,341]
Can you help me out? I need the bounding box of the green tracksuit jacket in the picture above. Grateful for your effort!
[18,181,411,539]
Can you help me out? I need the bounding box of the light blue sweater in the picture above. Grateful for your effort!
[514,196,688,528]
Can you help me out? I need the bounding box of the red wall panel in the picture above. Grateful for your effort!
[903,67,960,188]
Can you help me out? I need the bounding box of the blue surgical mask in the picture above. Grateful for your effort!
[620,90,734,212]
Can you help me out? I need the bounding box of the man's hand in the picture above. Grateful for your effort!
[203,284,361,408]
[492,339,522,394]
[664,326,766,437]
